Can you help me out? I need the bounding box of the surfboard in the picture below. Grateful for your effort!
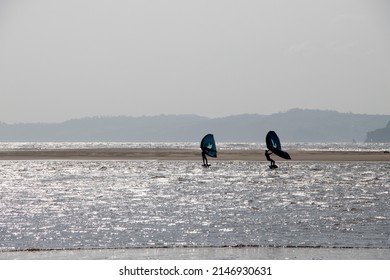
[269,164,278,169]
[202,164,211,168]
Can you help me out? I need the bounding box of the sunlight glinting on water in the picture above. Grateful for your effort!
[0,159,389,251]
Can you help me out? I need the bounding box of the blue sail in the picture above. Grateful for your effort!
[266,131,291,160]
[200,134,217,158]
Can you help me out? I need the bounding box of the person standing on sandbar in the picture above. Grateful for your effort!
[265,150,275,166]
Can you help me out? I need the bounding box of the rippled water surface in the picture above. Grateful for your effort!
[0,160,389,251]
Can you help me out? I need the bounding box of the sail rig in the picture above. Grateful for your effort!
[266,131,291,160]
[200,134,217,158]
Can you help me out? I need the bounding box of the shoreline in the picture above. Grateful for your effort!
[1,247,389,260]
[0,148,389,161]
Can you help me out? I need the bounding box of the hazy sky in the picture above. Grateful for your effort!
[1,0,389,123]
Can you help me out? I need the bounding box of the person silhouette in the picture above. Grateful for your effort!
[202,151,209,166]
[265,150,275,166]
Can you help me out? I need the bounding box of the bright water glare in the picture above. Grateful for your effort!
[0,158,389,251]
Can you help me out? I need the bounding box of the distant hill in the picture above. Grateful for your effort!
[0,109,389,142]
[365,121,390,143]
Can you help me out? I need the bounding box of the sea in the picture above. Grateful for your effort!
[0,142,389,254]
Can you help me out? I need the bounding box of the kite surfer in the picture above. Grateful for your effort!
[265,150,275,167]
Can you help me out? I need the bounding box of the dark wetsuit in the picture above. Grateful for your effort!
[265,150,275,166]
[202,151,208,166]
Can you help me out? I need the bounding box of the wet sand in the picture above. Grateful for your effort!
[1,247,389,260]
[0,148,389,161]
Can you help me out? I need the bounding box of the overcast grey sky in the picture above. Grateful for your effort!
[0,0,389,123]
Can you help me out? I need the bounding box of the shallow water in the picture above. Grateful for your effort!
[0,141,389,151]
[0,159,389,251]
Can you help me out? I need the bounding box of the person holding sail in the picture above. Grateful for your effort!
[265,150,275,167]
[200,134,217,167]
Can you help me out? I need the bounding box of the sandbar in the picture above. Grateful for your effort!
[1,247,389,260]
[0,148,389,161]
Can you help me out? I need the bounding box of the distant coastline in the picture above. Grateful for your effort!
[1,109,390,143]
[365,121,390,143]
